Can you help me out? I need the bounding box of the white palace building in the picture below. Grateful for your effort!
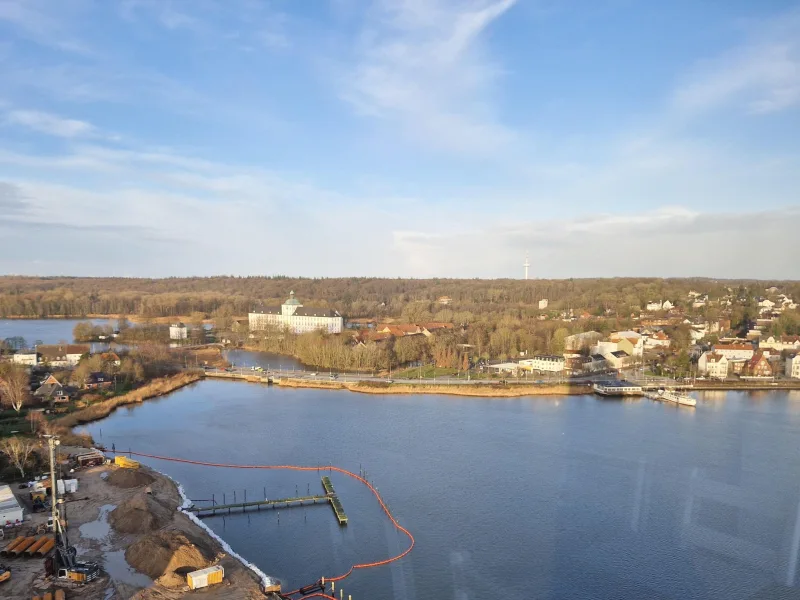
[248,291,343,334]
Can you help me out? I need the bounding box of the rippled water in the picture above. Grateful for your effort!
[81,380,800,600]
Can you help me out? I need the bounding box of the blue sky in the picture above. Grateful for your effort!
[0,0,799,278]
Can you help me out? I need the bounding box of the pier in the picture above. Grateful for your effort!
[322,476,348,525]
[186,494,328,517]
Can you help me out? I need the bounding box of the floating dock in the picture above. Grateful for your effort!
[322,476,348,525]
[186,495,329,517]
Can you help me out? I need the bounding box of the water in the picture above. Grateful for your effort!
[0,318,114,346]
[82,382,800,600]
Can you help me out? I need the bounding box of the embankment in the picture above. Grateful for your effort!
[276,378,593,397]
[55,372,203,430]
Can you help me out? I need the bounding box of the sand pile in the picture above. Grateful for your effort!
[107,468,155,489]
[126,530,216,588]
[110,493,173,534]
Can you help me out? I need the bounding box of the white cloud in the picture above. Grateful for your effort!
[0,0,91,53]
[340,0,518,154]
[6,110,96,138]
[672,10,800,114]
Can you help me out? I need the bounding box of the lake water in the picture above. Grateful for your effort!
[11,320,800,599]
[82,382,800,600]
[0,318,113,347]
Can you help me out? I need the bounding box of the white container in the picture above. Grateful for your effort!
[187,565,224,589]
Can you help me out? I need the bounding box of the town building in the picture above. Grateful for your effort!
[249,291,343,335]
[169,323,188,340]
[519,355,565,373]
[711,344,754,361]
[743,352,775,378]
[605,350,631,370]
[759,336,800,352]
[565,331,602,352]
[100,352,122,367]
[698,352,728,379]
[437,296,453,305]
[538,299,549,310]
[36,344,90,367]
[609,331,644,357]
[644,331,671,349]
[786,355,800,379]
[84,372,113,390]
[34,374,75,403]
[12,349,38,366]
[646,301,663,311]
[583,354,608,373]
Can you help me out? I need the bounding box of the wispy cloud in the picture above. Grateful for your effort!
[673,9,800,114]
[0,0,91,53]
[340,0,518,154]
[6,109,96,138]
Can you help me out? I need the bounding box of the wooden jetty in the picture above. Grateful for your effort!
[186,495,328,517]
[322,476,348,525]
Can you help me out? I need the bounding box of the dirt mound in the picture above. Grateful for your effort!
[110,493,173,534]
[126,529,216,588]
[107,468,155,489]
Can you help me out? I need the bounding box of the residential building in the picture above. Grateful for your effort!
[605,350,631,370]
[744,352,774,378]
[662,300,674,310]
[565,331,602,352]
[644,331,671,349]
[646,301,663,311]
[760,336,800,352]
[84,372,113,390]
[519,355,565,373]
[169,323,188,340]
[437,296,452,305]
[538,299,549,310]
[711,344,754,361]
[786,355,800,379]
[698,352,729,379]
[609,331,643,357]
[37,344,90,367]
[583,354,608,372]
[100,352,121,367]
[12,349,38,366]
[249,291,344,334]
[34,375,75,403]
[758,298,776,310]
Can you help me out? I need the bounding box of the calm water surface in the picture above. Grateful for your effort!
[13,320,800,599]
[0,318,113,346]
[83,382,800,600]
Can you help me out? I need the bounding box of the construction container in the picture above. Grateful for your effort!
[75,450,105,468]
[186,565,224,589]
[114,456,140,469]
[37,538,56,556]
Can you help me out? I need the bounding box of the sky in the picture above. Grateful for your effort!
[0,0,799,279]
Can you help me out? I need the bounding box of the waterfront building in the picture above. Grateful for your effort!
[36,344,90,367]
[698,351,729,379]
[519,355,566,373]
[170,323,188,340]
[712,343,754,361]
[12,349,38,366]
[787,355,800,379]
[249,291,343,335]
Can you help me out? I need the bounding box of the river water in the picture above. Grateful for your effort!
[9,321,800,599]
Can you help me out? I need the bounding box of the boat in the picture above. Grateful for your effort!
[592,381,643,397]
[656,388,697,407]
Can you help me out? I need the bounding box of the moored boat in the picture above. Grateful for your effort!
[657,388,697,407]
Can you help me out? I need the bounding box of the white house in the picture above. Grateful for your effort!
[538,299,549,310]
[760,336,800,352]
[0,484,24,526]
[520,355,565,373]
[662,300,674,310]
[609,331,644,357]
[646,301,663,311]
[711,344,754,361]
[605,350,631,370]
[758,298,776,309]
[644,331,671,349]
[169,323,188,340]
[564,331,602,352]
[698,352,729,379]
[787,355,800,379]
[12,350,38,366]
[249,291,344,334]
[37,344,90,367]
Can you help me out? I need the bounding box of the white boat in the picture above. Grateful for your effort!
[657,389,696,407]
[592,381,643,396]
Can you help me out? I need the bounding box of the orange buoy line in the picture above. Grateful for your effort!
[126,450,415,588]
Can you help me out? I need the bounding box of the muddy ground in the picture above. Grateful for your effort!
[1,450,264,600]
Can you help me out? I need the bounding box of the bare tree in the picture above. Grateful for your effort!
[0,364,30,413]
[0,437,38,478]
